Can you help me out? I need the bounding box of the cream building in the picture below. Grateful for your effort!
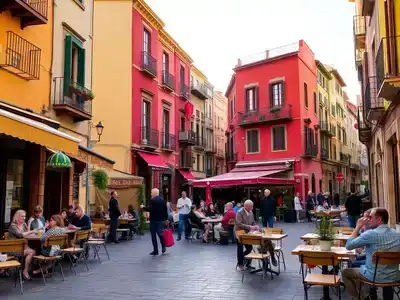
[213,91,228,174]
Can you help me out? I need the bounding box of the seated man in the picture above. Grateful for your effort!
[214,202,236,241]
[351,209,372,268]
[343,208,400,300]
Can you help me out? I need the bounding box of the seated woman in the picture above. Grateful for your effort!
[27,205,46,231]
[127,204,139,236]
[60,209,69,227]
[93,205,106,219]
[188,205,212,242]
[8,210,40,280]
[33,215,65,274]
[166,202,174,223]
[205,203,217,217]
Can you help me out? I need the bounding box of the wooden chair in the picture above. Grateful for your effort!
[33,235,68,285]
[0,239,26,294]
[240,234,271,282]
[63,230,90,275]
[299,251,341,300]
[87,225,110,263]
[3,232,9,240]
[264,228,286,272]
[358,251,400,300]
[91,218,105,225]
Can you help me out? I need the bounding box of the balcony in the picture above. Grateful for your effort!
[321,148,329,161]
[205,117,212,129]
[140,51,157,77]
[376,36,400,103]
[161,70,175,92]
[141,127,159,148]
[53,77,92,122]
[205,141,216,154]
[238,105,292,127]
[180,84,190,100]
[191,81,208,100]
[357,108,371,144]
[0,0,48,28]
[361,0,375,17]
[194,136,205,150]
[330,125,336,137]
[160,132,176,152]
[340,152,350,165]
[226,151,237,162]
[353,15,366,48]
[320,121,331,135]
[0,31,41,80]
[180,152,193,169]
[178,130,196,145]
[303,144,318,158]
[364,76,385,122]
[351,163,360,170]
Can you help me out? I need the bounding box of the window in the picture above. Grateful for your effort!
[162,51,169,72]
[180,65,185,86]
[313,92,317,114]
[246,129,259,153]
[331,104,336,116]
[180,116,185,132]
[272,126,286,151]
[304,82,308,108]
[270,81,284,107]
[64,35,85,94]
[197,154,200,171]
[142,100,150,140]
[143,28,151,53]
[4,159,24,225]
[163,109,169,133]
[245,87,257,111]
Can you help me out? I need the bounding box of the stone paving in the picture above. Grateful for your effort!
[1,221,352,300]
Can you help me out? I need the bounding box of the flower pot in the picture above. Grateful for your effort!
[319,240,332,251]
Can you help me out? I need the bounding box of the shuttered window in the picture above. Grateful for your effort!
[63,35,86,95]
[246,129,259,153]
[272,126,286,151]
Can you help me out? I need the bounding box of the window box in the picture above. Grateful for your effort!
[269,106,281,113]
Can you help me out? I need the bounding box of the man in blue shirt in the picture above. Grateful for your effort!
[343,208,400,299]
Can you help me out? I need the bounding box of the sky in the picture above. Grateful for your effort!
[146,0,359,103]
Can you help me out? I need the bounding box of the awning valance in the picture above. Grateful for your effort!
[137,151,169,171]
[178,169,195,181]
[0,108,80,155]
[68,146,115,170]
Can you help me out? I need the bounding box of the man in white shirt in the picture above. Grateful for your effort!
[176,191,192,241]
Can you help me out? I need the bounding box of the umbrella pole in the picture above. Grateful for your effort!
[60,171,63,212]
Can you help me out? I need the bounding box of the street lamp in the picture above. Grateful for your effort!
[95,121,104,142]
[89,121,104,144]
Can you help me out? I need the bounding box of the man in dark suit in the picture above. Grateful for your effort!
[109,190,121,243]
[260,189,276,228]
[141,188,168,256]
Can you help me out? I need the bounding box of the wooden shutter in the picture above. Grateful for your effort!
[63,36,73,96]
[269,83,273,107]
[255,86,259,110]
[245,89,249,112]
[77,48,86,87]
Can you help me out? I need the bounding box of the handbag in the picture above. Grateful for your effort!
[163,227,174,247]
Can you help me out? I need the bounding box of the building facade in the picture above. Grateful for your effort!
[213,91,228,175]
[351,0,400,227]
[226,40,322,200]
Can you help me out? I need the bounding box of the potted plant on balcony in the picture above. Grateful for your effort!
[314,216,335,250]
[70,82,84,96]
[269,106,281,113]
[83,89,95,101]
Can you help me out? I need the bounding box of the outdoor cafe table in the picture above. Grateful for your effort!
[292,245,356,300]
[202,217,223,243]
[300,233,351,243]
[25,228,78,241]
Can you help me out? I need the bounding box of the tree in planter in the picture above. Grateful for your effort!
[314,216,335,250]
[138,184,147,234]
[91,169,109,190]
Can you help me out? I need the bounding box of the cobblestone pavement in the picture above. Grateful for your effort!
[1,221,352,300]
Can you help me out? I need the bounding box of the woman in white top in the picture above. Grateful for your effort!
[294,193,303,223]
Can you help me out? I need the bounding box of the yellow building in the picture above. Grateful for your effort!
[213,91,228,174]
[351,0,400,227]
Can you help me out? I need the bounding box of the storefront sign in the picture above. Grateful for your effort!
[109,178,142,188]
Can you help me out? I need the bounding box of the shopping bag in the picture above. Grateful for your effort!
[163,228,175,247]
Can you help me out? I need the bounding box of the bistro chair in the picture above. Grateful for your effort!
[87,225,110,263]
[0,239,26,294]
[63,230,90,275]
[239,234,271,282]
[299,251,341,300]
[33,234,68,286]
[264,228,286,272]
[358,251,400,300]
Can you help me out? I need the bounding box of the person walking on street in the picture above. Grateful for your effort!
[141,188,168,256]
[294,192,303,223]
[306,191,314,222]
[345,189,362,228]
[109,190,121,244]
[260,189,276,228]
[176,191,192,241]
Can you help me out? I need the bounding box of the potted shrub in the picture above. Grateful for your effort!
[84,90,95,101]
[314,216,335,250]
[269,106,281,113]
[91,169,109,190]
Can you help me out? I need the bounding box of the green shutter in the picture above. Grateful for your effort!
[77,48,86,87]
[63,36,73,96]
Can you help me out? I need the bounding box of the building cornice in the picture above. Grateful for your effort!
[191,65,207,81]
[133,0,164,30]
[158,29,193,65]
[316,60,332,80]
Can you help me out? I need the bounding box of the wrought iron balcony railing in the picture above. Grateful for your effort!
[180,84,190,100]
[141,51,157,77]
[0,31,41,80]
[364,76,385,121]
[321,148,329,161]
[141,127,159,148]
[53,77,92,121]
[191,81,208,100]
[319,121,330,133]
[162,70,175,91]
[195,136,205,149]
[304,144,318,158]
[0,0,48,28]
[340,152,350,164]
[238,105,292,126]
[161,132,176,151]
[357,107,371,144]
[178,130,196,145]
[376,36,400,102]
[180,152,193,169]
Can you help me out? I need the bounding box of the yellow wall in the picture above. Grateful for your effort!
[92,0,133,173]
[0,6,53,113]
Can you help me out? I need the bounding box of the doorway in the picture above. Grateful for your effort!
[392,142,400,222]
[161,174,171,202]
[44,170,69,218]
[311,173,316,194]
[304,178,309,199]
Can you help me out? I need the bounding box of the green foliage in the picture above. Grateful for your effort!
[283,195,293,209]
[91,169,109,190]
[138,184,147,233]
[314,216,335,241]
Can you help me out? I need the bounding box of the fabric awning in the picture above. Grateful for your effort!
[0,108,80,154]
[231,165,288,172]
[192,169,295,188]
[178,169,195,180]
[137,152,169,171]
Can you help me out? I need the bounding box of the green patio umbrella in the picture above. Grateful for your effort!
[46,152,72,212]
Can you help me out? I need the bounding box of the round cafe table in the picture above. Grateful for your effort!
[202,218,223,243]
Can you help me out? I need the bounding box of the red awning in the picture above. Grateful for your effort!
[178,169,195,181]
[192,169,295,188]
[137,152,169,171]
[231,165,288,173]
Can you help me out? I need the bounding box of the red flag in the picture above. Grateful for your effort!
[184,101,193,120]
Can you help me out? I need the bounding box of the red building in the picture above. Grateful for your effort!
[131,3,194,202]
[224,40,322,200]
